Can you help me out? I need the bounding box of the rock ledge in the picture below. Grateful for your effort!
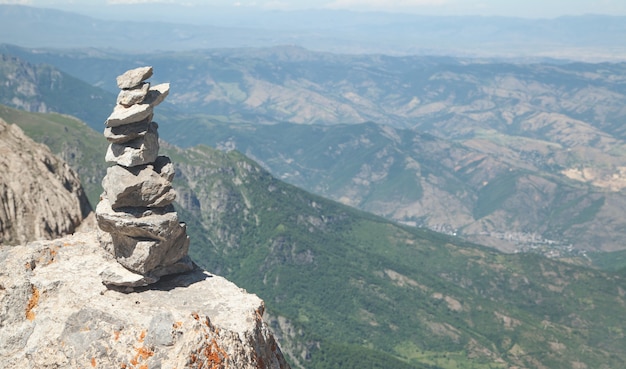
[0,231,290,369]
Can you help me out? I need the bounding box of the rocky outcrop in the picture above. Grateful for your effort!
[0,231,291,369]
[96,66,193,287]
[0,118,91,245]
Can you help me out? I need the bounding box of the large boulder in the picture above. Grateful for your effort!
[0,232,291,369]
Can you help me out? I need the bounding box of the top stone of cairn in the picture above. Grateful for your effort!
[116,66,154,89]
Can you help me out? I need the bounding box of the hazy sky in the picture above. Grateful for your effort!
[2,0,626,18]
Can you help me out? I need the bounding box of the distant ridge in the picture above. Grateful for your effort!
[3,49,626,253]
[1,4,626,60]
[4,104,626,369]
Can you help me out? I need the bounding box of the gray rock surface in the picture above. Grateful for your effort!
[105,102,153,128]
[116,81,150,107]
[96,199,190,275]
[116,66,153,89]
[0,118,91,245]
[96,200,182,241]
[0,232,290,369]
[144,82,170,107]
[105,121,159,167]
[102,156,176,209]
[103,116,152,144]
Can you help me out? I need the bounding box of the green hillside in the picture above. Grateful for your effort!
[158,119,626,254]
[5,105,626,369]
[170,144,626,369]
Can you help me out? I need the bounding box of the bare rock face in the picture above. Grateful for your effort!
[0,232,291,369]
[97,66,191,287]
[102,156,176,209]
[0,118,91,245]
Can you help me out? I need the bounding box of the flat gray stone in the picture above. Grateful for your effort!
[95,198,181,241]
[144,83,170,107]
[103,117,152,144]
[105,103,153,128]
[105,122,159,167]
[99,263,158,287]
[116,66,153,89]
[116,82,150,107]
[102,156,176,209]
[107,229,189,274]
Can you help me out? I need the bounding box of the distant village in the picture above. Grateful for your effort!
[420,223,587,259]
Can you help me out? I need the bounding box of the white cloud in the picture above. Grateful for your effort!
[324,0,447,11]
[106,0,176,4]
[0,0,32,4]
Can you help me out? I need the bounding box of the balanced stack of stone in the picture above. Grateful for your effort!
[95,66,193,288]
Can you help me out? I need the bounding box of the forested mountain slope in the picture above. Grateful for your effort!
[3,105,626,369]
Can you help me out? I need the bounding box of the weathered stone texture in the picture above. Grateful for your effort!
[0,233,291,369]
[116,82,150,107]
[104,121,159,167]
[0,118,91,245]
[116,66,153,89]
[105,102,153,127]
[102,156,176,209]
[103,116,152,144]
[144,82,170,107]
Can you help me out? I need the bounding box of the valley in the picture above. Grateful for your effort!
[2,6,626,367]
[2,47,626,253]
[3,105,626,369]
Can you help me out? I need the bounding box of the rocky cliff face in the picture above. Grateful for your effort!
[0,117,91,245]
[0,230,290,368]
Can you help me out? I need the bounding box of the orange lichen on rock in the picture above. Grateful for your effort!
[37,246,60,266]
[25,285,39,321]
[135,346,154,361]
[48,247,58,263]
[204,338,228,369]
[91,357,97,367]
[128,330,154,368]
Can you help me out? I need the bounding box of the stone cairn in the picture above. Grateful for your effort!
[95,66,193,288]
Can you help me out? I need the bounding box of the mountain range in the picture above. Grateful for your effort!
[2,103,626,369]
[2,47,626,253]
[3,5,626,369]
[1,5,626,61]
